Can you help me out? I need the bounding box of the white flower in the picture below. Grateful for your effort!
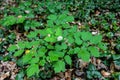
[25,10,30,14]
[57,36,63,41]
[48,34,51,37]
[92,31,98,35]
[18,15,22,18]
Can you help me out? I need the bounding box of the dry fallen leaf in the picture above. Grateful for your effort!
[74,69,84,77]
[65,70,72,80]
[75,78,82,80]
[0,61,18,80]
[97,63,107,70]
[96,59,101,64]
[0,72,10,80]
[110,63,115,73]
[78,59,88,69]
[95,10,100,16]
[101,70,111,77]
[114,63,120,70]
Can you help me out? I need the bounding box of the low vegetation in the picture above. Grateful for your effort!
[0,0,120,80]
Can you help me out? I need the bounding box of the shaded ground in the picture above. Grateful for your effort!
[0,0,120,80]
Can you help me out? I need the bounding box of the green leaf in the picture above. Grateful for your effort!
[82,42,89,48]
[81,32,92,41]
[22,53,33,64]
[26,64,39,77]
[31,40,40,46]
[75,37,82,45]
[1,16,16,26]
[55,43,67,51]
[55,28,62,36]
[29,57,39,64]
[98,43,107,50]
[87,63,102,79]
[74,32,82,45]
[58,14,67,21]
[46,28,54,34]
[31,47,37,54]
[14,49,24,57]
[56,51,65,57]
[24,21,31,31]
[25,20,40,30]
[114,60,120,66]
[62,23,70,28]
[37,46,47,57]
[67,36,74,44]
[25,41,33,48]
[47,20,54,27]
[88,46,100,57]
[30,20,40,28]
[53,61,65,73]
[74,47,80,53]
[64,55,72,65]
[67,49,74,54]
[47,44,54,49]
[17,41,25,49]
[48,51,59,62]
[44,36,56,42]
[48,51,64,61]
[78,49,90,62]
[15,70,24,80]
[90,35,102,44]
[24,1,31,6]
[27,31,38,39]
[65,16,74,22]
[7,45,18,52]
[27,13,34,18]
[49,8,55,13]
[47,14,57,21]
[55,44,63,51]
[49,56,59,62]
[39,59,46,66]
[16,16,25,23]
[17,58,24,67]
[39,29,47,36]
[88,63,96,71]
[61,43,67,49]
[113,54,120,60]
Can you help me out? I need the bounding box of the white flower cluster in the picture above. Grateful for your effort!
[57,36,63,41]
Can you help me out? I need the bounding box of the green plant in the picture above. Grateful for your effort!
[0,1,119,79]
[112,72,120,80]
[0,15,42,32]
[7,13,107,78]
[0,29,16,54]
[112,54,120,69]
[87,63,103,79]
[0,15,25,27]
